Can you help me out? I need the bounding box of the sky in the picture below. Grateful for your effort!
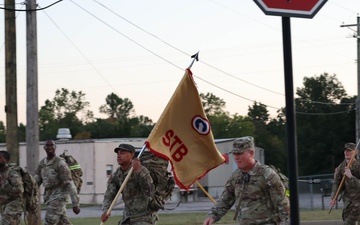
[0,0,360,125]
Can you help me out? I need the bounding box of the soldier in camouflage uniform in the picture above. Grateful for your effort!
[34,140,80,225]
[330,142,360,225]
[101,144,157,225]
[0,151,24,225]
[203,136,289,225]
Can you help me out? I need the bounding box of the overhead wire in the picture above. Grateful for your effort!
[91,0,284,97]
[0,0,63,11]
[39,4,118,94]
[88,0,354,115]
[69,0,183,72]
[2,0,348,117]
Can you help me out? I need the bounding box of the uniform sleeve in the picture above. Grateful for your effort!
[134,166,155,197]
[34,161,43,186]
[265,169,289,223]
[102,169,120,212]
[58,160,79,207]
[2,169,24,198]
[206,175,236,222]
[341,162,360,192]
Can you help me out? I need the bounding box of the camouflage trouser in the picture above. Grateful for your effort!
[342,202,360,225]
[44,198,72,225]
[0,199,23,225]
[0,213,21,225]
[121,222,153,225]
[120,212,158,225]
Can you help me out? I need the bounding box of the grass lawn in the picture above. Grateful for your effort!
[65,209,343,225]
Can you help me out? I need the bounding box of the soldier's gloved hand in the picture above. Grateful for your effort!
[203,217,215,225]
[344,168,353,179]
[101,212,111,222]
[73,206,80,215]
[132,158,141,174]
[330,199,336,208]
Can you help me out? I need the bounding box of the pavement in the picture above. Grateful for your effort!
[61,194,343,225]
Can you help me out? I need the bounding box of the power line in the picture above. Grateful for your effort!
[91,0,354,109]
[69,0,183,72]
[29,0,354,117]
[296,109,355,116]
[0,0,63,11]
[40,5,118,94]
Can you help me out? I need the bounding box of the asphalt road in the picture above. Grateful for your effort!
[60,194,343,225]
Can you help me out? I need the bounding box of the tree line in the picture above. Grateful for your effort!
[0,72,355,176]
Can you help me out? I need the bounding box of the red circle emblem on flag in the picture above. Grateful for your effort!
[192,115,210,135]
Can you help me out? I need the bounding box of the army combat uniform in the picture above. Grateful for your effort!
[35,155,79,225]
[331,158,360,225]
[0,166,24,225]
[102,165,156,225]
[207,161,289,225]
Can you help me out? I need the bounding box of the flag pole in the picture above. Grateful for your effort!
[195,181,216,204]
[188,51,199,69]
[189,52,216,205]
[100,145,147,225]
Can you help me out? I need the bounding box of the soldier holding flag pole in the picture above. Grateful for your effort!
[101,52,226,224]
[100,144,156,225]
[330,141,360,225]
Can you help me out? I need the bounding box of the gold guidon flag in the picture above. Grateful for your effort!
[145,69,225,189]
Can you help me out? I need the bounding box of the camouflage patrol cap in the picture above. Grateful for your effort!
[114,143,135,153]
[230,136,255,154]
[344,143,356,151]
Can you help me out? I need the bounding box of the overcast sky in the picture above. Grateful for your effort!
[1,0,360,125]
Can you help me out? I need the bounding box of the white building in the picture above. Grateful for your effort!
[0,138,264,204]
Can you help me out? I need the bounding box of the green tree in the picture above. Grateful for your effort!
[0,121,6,143]
[199,92,255,139]
[18,123,26,142]
[87,93,153,139]
[84,118,118,139]
[200,92,226,116]
[295,73,355,175]
[248,102,287,172]
[225,114,255,138]
[39,88,93,140]
[99,93,134,120]
[129,115,153,137]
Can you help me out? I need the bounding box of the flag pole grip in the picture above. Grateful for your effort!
[100,145,147,225]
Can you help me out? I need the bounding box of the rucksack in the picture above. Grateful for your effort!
[8,165,39,214]
[59,150,83,194]
[268,165,290,197]
[139,151,175,212]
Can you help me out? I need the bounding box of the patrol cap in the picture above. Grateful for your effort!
[230,136,255,154]
[344,143,356,151]
[114,143,135,153]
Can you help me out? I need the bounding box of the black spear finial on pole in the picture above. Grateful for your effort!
[188,51,199,69]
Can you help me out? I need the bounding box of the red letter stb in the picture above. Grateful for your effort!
[172,144,188,162]
[162,130,188,162]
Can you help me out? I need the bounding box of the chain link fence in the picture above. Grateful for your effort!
[298,173,343,210]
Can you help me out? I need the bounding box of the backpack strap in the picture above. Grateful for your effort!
[232,170,248,220]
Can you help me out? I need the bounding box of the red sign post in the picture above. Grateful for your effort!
[253,1,328,225]
[254,0,327,18]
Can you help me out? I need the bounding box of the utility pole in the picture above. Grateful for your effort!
[341,16,360,142]
[26,0,40,224]
[5,0,19,163]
